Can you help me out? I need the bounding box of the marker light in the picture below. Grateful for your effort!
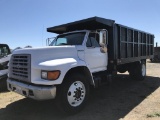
[41,70,60,80]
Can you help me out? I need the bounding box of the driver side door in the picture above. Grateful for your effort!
[85,33,108,73]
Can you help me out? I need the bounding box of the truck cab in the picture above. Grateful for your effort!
[49,30,108,73]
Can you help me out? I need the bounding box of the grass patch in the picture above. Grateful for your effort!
[147,112,160,118]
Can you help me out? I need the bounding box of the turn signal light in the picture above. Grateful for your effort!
[48,71,60,80]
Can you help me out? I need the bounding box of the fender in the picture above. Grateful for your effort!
[32,58,93,85]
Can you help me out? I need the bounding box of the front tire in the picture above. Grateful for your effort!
[56,73,89,114]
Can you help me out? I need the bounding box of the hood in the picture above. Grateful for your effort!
[13,46,78,65]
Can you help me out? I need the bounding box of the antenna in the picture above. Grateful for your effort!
[41,25,44,46]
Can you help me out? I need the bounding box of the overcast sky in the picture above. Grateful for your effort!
[0,0,160,49]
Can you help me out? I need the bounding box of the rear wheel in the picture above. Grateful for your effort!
[129,61,146,81]
[56,73,89,114]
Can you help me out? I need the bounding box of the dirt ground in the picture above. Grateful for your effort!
[0,61,160,120]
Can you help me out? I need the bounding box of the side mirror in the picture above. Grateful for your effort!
[99,30,108,45]
[100,43,107,53]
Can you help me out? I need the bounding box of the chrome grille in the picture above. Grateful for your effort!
[9,54,31,82]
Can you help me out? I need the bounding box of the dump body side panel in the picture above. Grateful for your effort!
[114,24,154,65]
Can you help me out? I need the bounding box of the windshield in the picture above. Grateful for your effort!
[49,32,86,46]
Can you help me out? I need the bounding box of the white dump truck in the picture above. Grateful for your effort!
[0,44,11,90]
[7,17,154,114]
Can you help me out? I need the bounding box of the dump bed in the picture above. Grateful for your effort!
[47,17,154,65]
[114,24,154,65]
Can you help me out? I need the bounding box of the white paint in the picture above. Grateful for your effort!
[85,47,108,73]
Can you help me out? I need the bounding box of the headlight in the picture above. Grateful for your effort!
[41,70,60,80]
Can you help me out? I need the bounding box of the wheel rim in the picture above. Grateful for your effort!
[142,64,146,76]
[67,81,86,107]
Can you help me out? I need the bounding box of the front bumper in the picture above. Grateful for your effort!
[7,79,56,100]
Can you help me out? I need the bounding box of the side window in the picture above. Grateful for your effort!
[86,33,100,47]
[86,37,92,47]
[90,37,100,47]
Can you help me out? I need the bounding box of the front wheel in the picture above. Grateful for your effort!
[56,73,89,114]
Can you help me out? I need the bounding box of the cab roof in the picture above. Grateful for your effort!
[47,16,115,34]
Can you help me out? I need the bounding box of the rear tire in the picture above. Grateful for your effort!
[129,61,146,81]
[117,65,128,73]
[56,73,90,114]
